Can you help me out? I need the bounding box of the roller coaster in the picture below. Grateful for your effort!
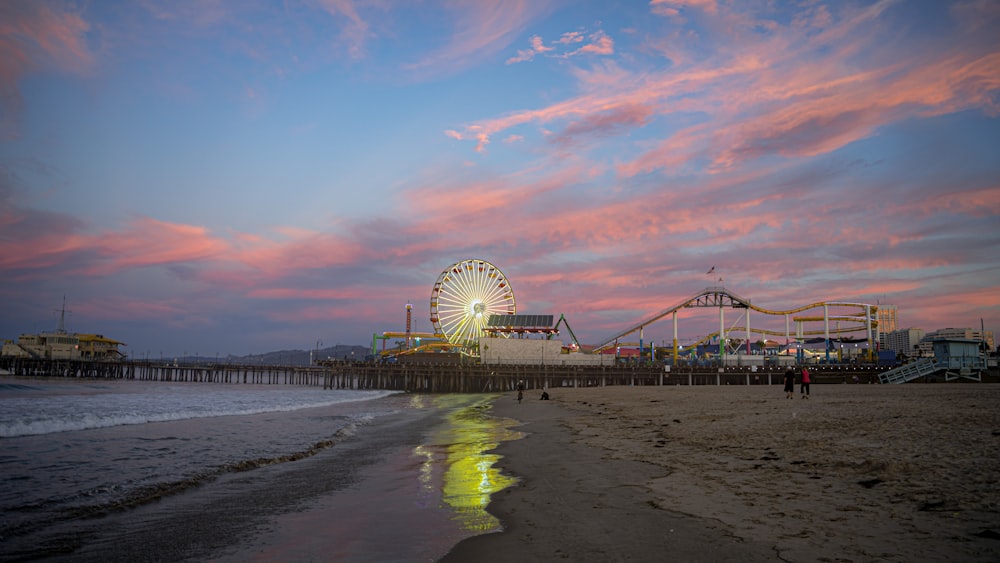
[591,285,879,363]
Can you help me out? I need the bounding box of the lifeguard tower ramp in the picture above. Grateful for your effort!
[878,358,939,384]
[878,338,986,384]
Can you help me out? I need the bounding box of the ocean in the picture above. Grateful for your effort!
[0,377,522,561]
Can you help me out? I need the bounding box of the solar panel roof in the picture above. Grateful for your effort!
[487,314,554,328]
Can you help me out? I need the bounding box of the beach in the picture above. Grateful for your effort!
[445,383,1000,562]
[5,379,999,562]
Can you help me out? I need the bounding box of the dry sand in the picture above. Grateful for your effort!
[444,384,1000,562]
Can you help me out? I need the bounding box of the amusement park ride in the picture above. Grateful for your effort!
[372,258,884,364]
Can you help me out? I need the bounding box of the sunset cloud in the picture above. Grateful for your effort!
[405,0,550,75]
[0,1,93,137]
[507,28,614,64]
[0,0,996,355]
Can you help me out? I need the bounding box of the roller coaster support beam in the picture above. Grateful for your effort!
[719,303,725,364]
[785,313,791,346]
[672,311,679,365]
[825,304,831,364]
[866,304,874,362]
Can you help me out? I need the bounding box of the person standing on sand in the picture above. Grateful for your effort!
[516,379,525,404]
[800,367,811,399]
[783,368,795,399]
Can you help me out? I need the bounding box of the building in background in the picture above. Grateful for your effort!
[883,328,925,357]
[78,334,126,360]
[876,304,898,344]
[1,332,124,361]
[917,328,994,357]
[2,332,81,360]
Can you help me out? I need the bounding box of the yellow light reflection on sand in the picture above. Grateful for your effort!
[411,395,523,533]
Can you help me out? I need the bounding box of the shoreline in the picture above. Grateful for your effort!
[1,393,511,562]
[444,384,1000,562]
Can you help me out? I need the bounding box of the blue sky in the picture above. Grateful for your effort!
[2,0,999,357]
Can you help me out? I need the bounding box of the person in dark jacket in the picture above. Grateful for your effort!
[783,368,796,399]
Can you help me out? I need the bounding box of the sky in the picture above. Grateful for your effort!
[1,0,999,358]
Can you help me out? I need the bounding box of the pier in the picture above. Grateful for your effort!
[0,357,944,392]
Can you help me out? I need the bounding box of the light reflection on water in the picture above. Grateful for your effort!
[412,394,524,533]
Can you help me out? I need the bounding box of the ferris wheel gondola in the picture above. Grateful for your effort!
[429,259,516,346]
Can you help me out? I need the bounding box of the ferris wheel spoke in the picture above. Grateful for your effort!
[453,277,479,303]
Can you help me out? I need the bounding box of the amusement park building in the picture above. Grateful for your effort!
[479,337,615,366]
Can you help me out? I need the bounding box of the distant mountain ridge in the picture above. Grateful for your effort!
[166,345,370,366]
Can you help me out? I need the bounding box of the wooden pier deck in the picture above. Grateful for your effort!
[0,357,906,392]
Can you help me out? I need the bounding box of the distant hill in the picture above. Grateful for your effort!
[169,345,370,366]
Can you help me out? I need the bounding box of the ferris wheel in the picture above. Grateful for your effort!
[430,259,516,345]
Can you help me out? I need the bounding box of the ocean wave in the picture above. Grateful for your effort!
[0,389,399,438]
[0,421,369,542]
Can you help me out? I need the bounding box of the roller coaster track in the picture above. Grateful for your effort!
[614,324,872,349]
[592,286,877,352]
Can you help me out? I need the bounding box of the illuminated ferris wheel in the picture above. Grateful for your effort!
[430,259,516,346]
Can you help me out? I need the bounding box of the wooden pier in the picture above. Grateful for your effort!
[0,357,919,392]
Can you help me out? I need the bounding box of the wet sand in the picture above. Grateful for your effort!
[444,384,1000,562]
[20,394,515,562]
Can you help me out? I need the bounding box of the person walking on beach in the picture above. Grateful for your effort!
[800,367,811,399]
[516,380,525,404]
[783,367,796,399]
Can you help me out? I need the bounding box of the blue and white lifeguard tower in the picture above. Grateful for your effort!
[878,337,986,384]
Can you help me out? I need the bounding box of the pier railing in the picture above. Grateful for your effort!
[0,357,943,392]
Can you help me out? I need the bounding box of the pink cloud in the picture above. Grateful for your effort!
[0,1,93,137]
[453,1,1000,181]
[406,0,550,74]
[551,103,654,147]
[507,28,613,65]
[78,296,191,323]
[230,228,365,279]
[451,53,762,153]
[506,34,552,64]
[0,230,91,273]
[247,288,360,300]
[140,0,233,27]
[917,185,1000,217]
[99,217,230,272]
[569,32,614,56]
[557,31,584,44]
[650,0,718,20]
[314,0,381,59]
[402,176,536,225]
[0,214,230,280]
